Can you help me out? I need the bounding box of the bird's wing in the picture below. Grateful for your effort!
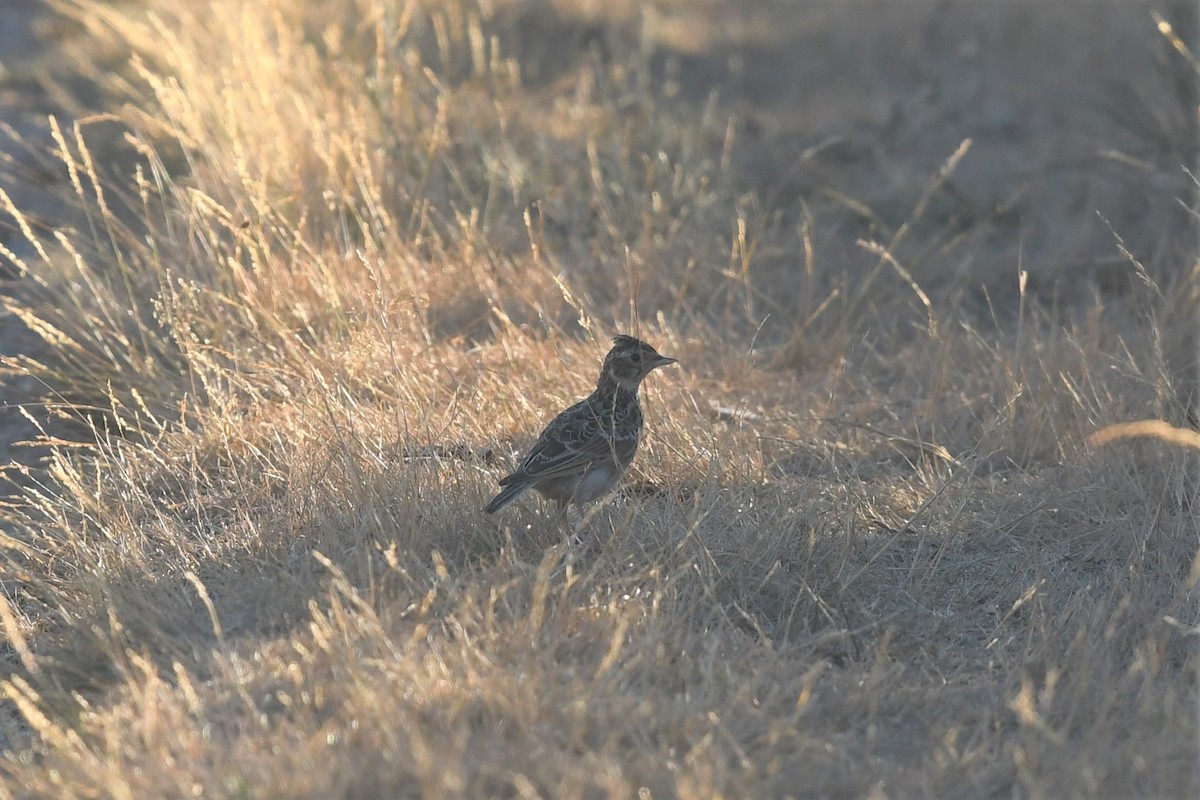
[503,402,621,483]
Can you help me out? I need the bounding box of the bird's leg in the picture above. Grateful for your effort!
[576,498,612,553]
[572,501,604,554]
[554,499,576,547]
[570,502,587,543]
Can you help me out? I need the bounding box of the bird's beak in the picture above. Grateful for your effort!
[654,355,677,368]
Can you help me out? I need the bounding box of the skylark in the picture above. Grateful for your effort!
[484,335,677,517]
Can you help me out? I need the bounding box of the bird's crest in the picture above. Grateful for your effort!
[611,334,648,350]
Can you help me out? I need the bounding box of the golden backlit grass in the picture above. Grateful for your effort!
[0,1,1196,797]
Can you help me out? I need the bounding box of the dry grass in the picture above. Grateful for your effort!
[0,0,1196,797]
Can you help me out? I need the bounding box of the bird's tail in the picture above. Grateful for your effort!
[483,480,530,514]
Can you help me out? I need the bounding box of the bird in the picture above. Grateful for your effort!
[484,335,677,519]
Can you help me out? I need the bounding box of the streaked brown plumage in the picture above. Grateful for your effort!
[484,335,676,516]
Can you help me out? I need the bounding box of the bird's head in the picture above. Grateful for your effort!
[601,335,677,391]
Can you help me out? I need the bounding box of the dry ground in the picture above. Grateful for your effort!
[0,1,1197,797]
